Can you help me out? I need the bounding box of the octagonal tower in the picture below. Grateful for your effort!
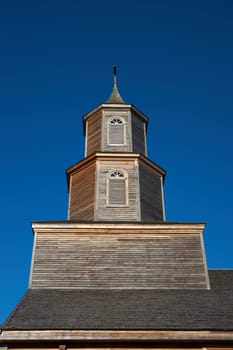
[67,67,166,222]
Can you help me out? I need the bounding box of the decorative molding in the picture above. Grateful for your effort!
[32,221,206,235]
[1,330,233,342]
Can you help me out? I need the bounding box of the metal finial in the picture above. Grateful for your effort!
[113,65,117,86]
[106,65,125,104]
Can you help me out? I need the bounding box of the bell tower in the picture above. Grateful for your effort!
[16,67,211,291]
[67,67,166,222]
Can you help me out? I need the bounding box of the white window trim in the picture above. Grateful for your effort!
[107,116,127,146]
[106,170,129,207]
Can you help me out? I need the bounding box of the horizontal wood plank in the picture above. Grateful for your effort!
[31,232,208,289]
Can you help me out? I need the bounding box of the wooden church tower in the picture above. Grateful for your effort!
[1,67,233,349]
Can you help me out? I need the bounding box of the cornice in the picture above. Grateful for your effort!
[82,103,148,124]
[66,152,166,189]
[31,221,206,235]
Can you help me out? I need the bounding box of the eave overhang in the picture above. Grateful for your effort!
[82,103,149,135]
[31,221,205,235]
[1,329,233,344]
[66,152,166,190]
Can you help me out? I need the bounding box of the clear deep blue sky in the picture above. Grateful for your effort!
[0,0,233,323]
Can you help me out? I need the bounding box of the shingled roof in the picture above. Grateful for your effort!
[2,270,233,331]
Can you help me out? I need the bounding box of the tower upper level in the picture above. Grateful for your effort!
[83,67,148,157]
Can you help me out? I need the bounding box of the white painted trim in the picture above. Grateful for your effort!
[125,174,129,206]
[1,329,233,341]
[135,159,141,221]
[67,175,72,219]
[200,231,211,290]
[106,169,129,207]
[94,160,99,220]
[128,110,133,152]
[106,116,127,146]
[101,110,105,151]
[28,231,37,288]
[32,222,206,234]
[84,120,88,157]
[144,121,148,156]
[160,176,166,221]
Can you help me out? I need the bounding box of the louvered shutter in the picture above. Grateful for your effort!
[108,178,126,205]
[108,124,124,144]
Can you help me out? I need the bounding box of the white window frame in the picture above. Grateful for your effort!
[107,117,127,146]
[106,170,129,207]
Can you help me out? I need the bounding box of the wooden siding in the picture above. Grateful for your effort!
[30,232,208,289]
[68,163,96,220]
[96,160,139,221]
[139,162,164,221]
[131,112,146,155]
[103,112,131,152]
[86,113,102,156]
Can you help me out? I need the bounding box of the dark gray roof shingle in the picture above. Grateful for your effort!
[2,270,233,331]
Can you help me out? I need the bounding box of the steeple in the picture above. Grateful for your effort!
[106,65,125,104]
[67,67,165,223]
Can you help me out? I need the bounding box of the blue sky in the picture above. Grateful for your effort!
[0,0,233,323]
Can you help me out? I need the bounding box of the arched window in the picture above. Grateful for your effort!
[107,170,128,206]
[107,117,126,145]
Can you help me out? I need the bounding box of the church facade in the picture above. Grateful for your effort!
[1,68,233,349]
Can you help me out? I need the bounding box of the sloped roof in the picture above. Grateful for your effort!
[2,270,233,331]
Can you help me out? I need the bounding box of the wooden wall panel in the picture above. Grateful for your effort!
[96,160,139,221]
[31,232,208,289]
[68,163,96,220]
[86,114,102,156]
[139,162,164,221]
[131,113,146,155]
